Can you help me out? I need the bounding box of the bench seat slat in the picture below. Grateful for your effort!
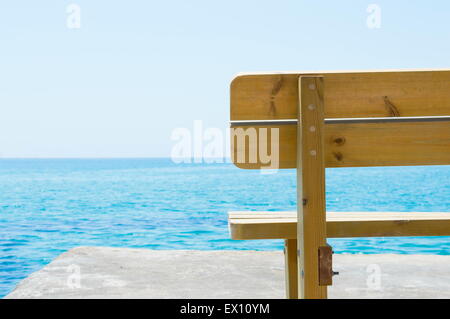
[228,212,450,239]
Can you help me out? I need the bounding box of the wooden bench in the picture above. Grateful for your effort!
[228,69,450,299]
[229,211,450,298]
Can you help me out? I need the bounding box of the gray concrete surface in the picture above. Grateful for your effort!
[5,246,450,299]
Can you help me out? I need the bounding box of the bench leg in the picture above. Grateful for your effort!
[284,239,298,299]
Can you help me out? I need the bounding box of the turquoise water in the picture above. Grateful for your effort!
[0,158,449,297]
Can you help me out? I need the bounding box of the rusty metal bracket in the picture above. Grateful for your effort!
[318,244,334,286]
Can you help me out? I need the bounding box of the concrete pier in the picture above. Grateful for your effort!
[5,246,450,299]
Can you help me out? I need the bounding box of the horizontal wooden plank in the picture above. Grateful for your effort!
[229,211,450,219]
[231,69,450,121]
[228,212,450,240]
[231,120,450,169]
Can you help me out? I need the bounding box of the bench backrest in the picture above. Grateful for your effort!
[230,70,450,169]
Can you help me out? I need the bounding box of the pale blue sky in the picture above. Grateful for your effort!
[0,1,449,157]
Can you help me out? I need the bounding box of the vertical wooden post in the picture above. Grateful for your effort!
[296,76,327,299]
[284,239,298,299]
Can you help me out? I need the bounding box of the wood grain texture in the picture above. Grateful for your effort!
[231,69,450,121]
[228,212,450,240]
[231,120,450,169]
[297,76,327,299]
[284,239,298,299]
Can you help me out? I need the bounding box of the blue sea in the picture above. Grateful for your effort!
[0,158,449,297]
